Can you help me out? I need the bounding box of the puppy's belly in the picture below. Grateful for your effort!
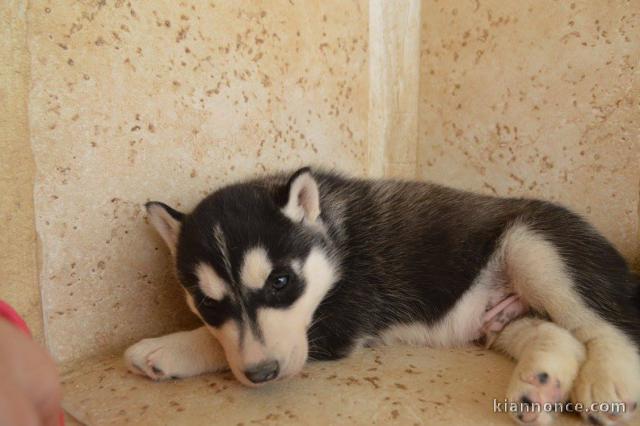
[378,283,529,348]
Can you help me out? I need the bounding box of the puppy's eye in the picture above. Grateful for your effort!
[269,272,289,291]
[202,298,216,307]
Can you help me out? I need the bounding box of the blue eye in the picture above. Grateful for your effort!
[270,273,289,290]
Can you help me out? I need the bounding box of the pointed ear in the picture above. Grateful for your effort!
[281,167,321,223]
[145,201,185,255]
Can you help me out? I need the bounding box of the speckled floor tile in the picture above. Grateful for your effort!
[61,345,584,426]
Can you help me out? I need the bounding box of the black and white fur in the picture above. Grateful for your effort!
[125,168,640,425]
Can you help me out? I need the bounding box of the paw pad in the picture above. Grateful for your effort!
[507,369,571,425]
[537,372,548,385]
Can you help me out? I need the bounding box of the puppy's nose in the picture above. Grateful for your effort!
[244,360,280,384]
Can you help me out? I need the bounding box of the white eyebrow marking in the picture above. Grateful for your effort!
[213,223,233,282]
[291,259,302,275]
[195,262,227,301]
[240,246,272,290]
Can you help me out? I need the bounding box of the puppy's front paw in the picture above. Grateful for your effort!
[124,328,228,381]
[124,337,183,380]
[571,358,639,426]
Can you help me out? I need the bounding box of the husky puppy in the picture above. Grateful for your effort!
[125,167,640,425]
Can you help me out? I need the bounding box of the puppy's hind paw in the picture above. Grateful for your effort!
[571,358,639,426]
[507,371,567,425]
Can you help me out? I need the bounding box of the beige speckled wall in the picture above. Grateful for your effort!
[369,0,421,179]
[0,1,44,342]
[12,0,639,368]
[29,0,369,364]
[419,0,640,263]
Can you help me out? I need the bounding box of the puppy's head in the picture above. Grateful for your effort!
[146,168,337,386]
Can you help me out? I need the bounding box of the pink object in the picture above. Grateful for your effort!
[481,293,528,343]
[0,300,65,426]
[0,300,32,337]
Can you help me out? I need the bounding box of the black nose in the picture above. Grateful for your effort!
[244,360,280,384]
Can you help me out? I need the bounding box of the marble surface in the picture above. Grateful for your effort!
[28,0,369,364]
[61,345,584,426]
[419,0,640,264]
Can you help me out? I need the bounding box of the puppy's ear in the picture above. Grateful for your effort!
[145,201,185,255]
[281,167,321,224]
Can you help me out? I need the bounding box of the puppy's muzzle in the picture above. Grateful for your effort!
[244,360,280,384]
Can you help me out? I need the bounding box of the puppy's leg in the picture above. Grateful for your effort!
[502,225,640,425]
[570,324,640,426]
[124,326,227,380]
[492,317,586,425]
